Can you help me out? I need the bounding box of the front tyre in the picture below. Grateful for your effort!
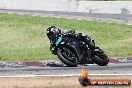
[95,53,109,66]
[57,47,78,67]
[93,49,109,66]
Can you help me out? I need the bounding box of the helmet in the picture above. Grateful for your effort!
[47,26,61,39]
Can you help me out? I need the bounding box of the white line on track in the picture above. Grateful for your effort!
[0,74,132,78]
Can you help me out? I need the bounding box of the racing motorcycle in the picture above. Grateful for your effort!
[46,26,109,67]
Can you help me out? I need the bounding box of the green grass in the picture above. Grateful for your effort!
[0,13,131,61]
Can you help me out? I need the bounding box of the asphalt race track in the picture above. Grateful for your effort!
[0,58,132,76]
[0,63,132,76]
[0,9,131,77]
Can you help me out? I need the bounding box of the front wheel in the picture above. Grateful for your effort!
[93,49,109,66]
[57,46,78,67]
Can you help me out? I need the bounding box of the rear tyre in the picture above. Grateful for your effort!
[57,46,78,67]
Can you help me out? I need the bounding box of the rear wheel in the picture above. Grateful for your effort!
[57,46,78,67]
